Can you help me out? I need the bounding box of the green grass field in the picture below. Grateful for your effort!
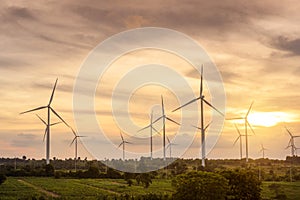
[1,177,300,199]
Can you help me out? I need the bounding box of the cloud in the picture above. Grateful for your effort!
[271,36,300,55]
[10,133,40,147]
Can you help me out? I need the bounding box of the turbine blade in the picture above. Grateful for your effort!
[226,117,244,120]
[285,127,293,137]
[70,127,77,136]
[49,78,58,105]
[247,121,255,135]
[200,65,203,96]
[191,124,202,130]
[172,97,200,112]
[246,101,254,118]
[202,98,224,116]
[50,107,69,127]
[151,126,160,135]
[161,95,165,116]
[50,122,62,126]
[118,142,123,148]
[36,114,47,126]
[137,124,151,132]
[43,127,48,142]
[70,137,76,146]
[204,121,212,131]
[167,136,170,144]
[125,141,132,144]
[152,116,163,125]
[234,124,241,136]
[20,106,47,114]
[166,117,180,126]
[120,131,124,141]
[233,136,240,146]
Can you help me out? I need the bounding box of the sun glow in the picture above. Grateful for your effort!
[247,112,298,127]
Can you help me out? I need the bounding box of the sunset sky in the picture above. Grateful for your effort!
[1,0,300,160]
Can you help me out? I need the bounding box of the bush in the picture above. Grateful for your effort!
[172,171,228,200]
[0,174,6,185]
[220,169,261,200]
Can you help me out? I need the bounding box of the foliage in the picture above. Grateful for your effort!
[268,183,287,200]
[44,164,55,176]
[136,173,153,188]
[172,171,228,200]
[0,173,6,185]
[220,169,261,200]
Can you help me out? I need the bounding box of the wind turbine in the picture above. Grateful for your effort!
[227,101,255,162]
[172,66,224,167]
[150,96,180,161]
[285,127,300,157]
[259,144,267,159]
[166,136,177,158]
[118,131,132,160]
[36,114,61,142]
[233,124,245,160]
[70,127,86,172]
[20,79,70,164]
[138,110,160,160]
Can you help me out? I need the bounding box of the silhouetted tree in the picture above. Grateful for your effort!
[0,174,7,185]
[172,171,228,200]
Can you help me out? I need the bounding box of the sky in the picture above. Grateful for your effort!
[1,0,300,161]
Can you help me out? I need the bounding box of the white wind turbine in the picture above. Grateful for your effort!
[166,136,177,158]
[173,66,224,167]
[138,110,160,160]
[118,131,132,160]
[70,127,86,172]
[285,126,300,157]
[20,79,70,164]
[227,101,255,162]
[36,114,61,142]
[259,144,267,159]
[233,124,246,160]
[148,96,180,161]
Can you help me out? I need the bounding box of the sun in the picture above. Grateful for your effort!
[247,112,297,127]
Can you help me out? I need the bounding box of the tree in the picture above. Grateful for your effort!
[44,164,54,176]
[172,171,228,200]
[22,156,27,161]
[0,174,7,185]
[220,169,261,200]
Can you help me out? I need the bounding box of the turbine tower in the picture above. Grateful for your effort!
[259,144,267,159]
[150,96,180,161]
[36,114,61,142]
[20,79,69,164]
[166,136,177,158]
[173,66,224,167]
[285,127,300,157]
[70,127,86,172]
[227,101,255,162]
[118,131,131,160]
[138,110,160,160]
[233,124,245,160]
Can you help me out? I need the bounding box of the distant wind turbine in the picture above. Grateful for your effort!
[166,136,177,158]
[20,79,70,164]
[118,131,132,160]
[138,110,160,160]
[227,101,255,162]
[36,114,61,142]
[151,96,180,161]
[259,144,267,159]
[233,124,245,160]
[70,127,86,172]
[285,126,300,157]
[173,66,224,167]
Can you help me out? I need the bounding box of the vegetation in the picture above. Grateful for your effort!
[172,171,228,200]
[0,174,6,185]
[1,157,300,199]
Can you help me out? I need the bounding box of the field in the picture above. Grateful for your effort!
[1,177,300,199]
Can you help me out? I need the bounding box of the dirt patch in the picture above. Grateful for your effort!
[18,179,60,198]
